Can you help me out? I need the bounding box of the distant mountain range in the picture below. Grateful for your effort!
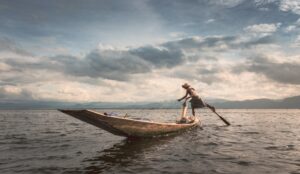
[212,95,300,109]
[1,95,300,109]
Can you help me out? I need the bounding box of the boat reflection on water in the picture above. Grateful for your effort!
[80,136,176,173]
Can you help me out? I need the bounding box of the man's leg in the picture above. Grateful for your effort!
[192,107,195,117]
[189,107,196,122]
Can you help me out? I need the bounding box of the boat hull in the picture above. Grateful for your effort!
[59,109,200,138]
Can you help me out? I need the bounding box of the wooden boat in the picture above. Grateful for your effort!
[58,109,200,138]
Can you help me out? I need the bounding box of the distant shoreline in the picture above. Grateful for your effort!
[1,95,300,110]
[1,108,300,110]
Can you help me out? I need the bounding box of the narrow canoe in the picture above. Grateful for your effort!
[58,109,200,138]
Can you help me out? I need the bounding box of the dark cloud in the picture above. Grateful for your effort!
[67,51,151,81]
[233,56,300,84]
[130,46,184,68]
[0,81,15,86]
[55,48,184,80]
[1,36,187,81]
[0,37,32,56]
[163,36,237,50]
[242,35,276,48]
[200,36,237,48]
[0,76,37,86]
[163,37,201,50]
[4,51,152,81]
[163,35,276,51]
[2,34,278,83]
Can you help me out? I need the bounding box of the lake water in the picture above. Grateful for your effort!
[1,109,300,174]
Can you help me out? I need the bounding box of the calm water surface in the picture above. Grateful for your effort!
[1,109,300,174]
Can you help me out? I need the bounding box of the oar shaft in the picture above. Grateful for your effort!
[214,111,230,126]
[181,105,188,118]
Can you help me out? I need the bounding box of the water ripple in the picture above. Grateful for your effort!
[0,109,300,174]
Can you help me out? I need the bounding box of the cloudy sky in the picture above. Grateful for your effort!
[1,0,300,103]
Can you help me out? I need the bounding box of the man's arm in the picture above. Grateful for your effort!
[177,91,188,101]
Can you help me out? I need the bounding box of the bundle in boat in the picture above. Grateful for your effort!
[59,109,200,138]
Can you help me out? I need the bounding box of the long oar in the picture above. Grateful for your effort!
[209,108,230,126]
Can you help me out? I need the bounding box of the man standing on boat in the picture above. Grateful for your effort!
[178,83,215,121]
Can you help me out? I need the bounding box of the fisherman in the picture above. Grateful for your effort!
[177,83,215,123]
